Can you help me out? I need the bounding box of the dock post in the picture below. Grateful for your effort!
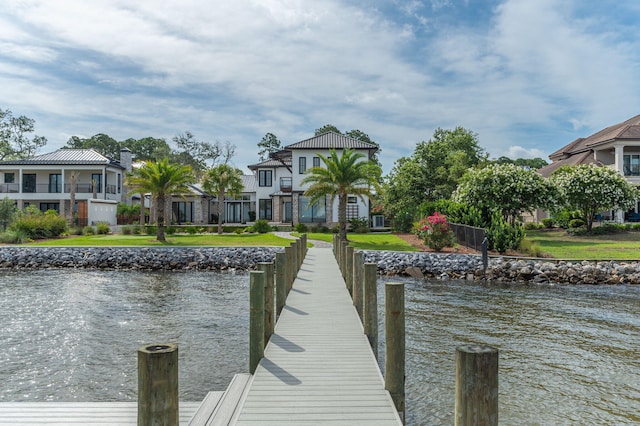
[385,282,405,423]
[455,345,499,426]
[363,263,378,358]
[297,237,303,268]
[340,241,348,277]
[291,241,298,280]
[137,343,179,426]
[275,251,286,319]
[353,251,364,321]
[258,262,275,346]
[284,245,294,294]
[345,246,354,295]
[301,234,307,258]
[250,271,265,374]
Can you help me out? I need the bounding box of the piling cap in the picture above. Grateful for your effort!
[139,343,178,354]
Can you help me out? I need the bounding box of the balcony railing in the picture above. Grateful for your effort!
[0,183,20,193]
[279,177,292,192]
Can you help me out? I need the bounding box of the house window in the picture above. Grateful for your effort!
[23,174,36,193]
[117,174,121,194]
[313,156,320,168]
[172,201,193,224]
[91,173,102,193]
[49,174,62,193]
[299,196,326,223]
[259,199,272,220]
[40,202,59,213]
[348,196,357,204]
[4,173,14,183]
[258,170,273,187]
[623,155,640,176]
[299,157,307,174]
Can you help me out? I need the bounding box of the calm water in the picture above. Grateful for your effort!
[1,270,639,425]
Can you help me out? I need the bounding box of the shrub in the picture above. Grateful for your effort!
[186,226,197,235]
[69,226,83,236]
[567,226,587,236]
[252,219,272,233]
[82,226,96,235]
[412,212,455,252]
[122,226,132,235]
[632,223,640,232]
[11,209,68,239]
[541,218,554,228]
[349,217,369,233]
[391,211,414,232]
[552,209,581,229]
[591,222,622,235]
[524,222,540,230]
[294,223,308,233]
[486,212,525,254]
[132,224,142,235]
[569,219,585,228]
[234,228,243,234]
[518,239,544,257]
[166,225,176,235]
[0,229,29,244]
[145,225,157,235]
[96,222,110,235]
[310,224,330,233]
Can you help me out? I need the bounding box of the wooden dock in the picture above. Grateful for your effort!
[232,247,402,425]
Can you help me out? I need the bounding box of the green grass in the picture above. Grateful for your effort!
[525,229,640,260]
[299,232,418,252]
[25,233,295,247]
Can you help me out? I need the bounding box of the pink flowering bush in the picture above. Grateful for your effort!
[412,212,455,252]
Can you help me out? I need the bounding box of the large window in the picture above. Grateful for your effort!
[23,174,36,193]
[4,173,14,183]
[49,174,62,193]
[299,196,326,223]
[313,156,320,168]
[258,170,272,187]
[259,199,272,220]
[299,157,307,174]
[623,154,640,176]
[172,201,193,224]
[40,202,59,213]
[91,173,102,193]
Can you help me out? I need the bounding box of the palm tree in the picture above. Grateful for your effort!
[202,164,244,234]
[125,158,194,241]
[301,148,381,242]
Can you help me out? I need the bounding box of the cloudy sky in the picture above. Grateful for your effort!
[1,0,640,174]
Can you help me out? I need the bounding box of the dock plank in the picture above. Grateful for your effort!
[234,247,402,425]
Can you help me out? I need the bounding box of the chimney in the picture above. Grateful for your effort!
[120,147,133,173]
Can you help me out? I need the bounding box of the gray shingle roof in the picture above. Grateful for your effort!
[248,158,291,170]
[284,132,378,151]
[0,149,124,168]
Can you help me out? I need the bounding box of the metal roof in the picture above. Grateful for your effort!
[247,158,291,170]
[284,132,378,151]
[241,174,256,192]
[0,149,124,168]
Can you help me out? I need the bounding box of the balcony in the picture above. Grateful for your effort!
[0,183,19,193]
[279,177,292,192]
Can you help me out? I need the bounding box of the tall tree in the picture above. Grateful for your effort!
[0,108,47,160]
[550,164,638,231]
[314,125,382,167]
[121,137,172,161]
[257,132,282,161]
[65,133,120,158]
[172,132,235,177]
[202,164,244,234]
[125,159,194,241]
[314,124,342,135]
[301,148,381,242]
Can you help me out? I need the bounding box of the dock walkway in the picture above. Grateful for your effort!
[233,247,402,425]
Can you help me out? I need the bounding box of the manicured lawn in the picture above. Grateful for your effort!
[526,229,640,260]
[299,232,418,252]
[25,233,295,247]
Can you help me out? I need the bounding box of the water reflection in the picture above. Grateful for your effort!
[378,277,640,425]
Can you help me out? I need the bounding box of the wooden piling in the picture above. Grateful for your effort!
[352,251,364,321]
[297,238,303,268]
[345,246,354,296]
[363,263,378,358]
[385,282,405,422]
[291,241,298,280]
[284,245,294,294]
[258,262,274,346]
[455,344,499,426]
[275,251,286,319]
[137,343,179,426]
[249,271,265,374]
[340,241,348,277]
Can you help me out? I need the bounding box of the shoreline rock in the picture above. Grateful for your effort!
[0,247,637,284]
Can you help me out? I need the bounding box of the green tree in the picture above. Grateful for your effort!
[452,163,556,225]
[125,159,194,241]
[172,132,236,177]
[202,164,244,234]
[0,108,47,160]
[315,124,342,135]
[65,133,120,158]
[383,127,487,220]
[257,132,282,161]
[301,148,381,242]
[122,137,172,161]
[0,196,18,229]
[494,156,548,170]
[314,125,382,167]
[550,164,639,232]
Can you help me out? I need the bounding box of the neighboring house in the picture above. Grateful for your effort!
[538,113,640,222]
[0,148,132,225]
[250,132,378,227]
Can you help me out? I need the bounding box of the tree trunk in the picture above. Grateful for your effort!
[139,193,145,225]
[217,190,224,234]
[338,193,347,242]
[156,195,166,242]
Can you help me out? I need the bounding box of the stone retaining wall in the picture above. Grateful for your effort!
[0,247,637,284]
